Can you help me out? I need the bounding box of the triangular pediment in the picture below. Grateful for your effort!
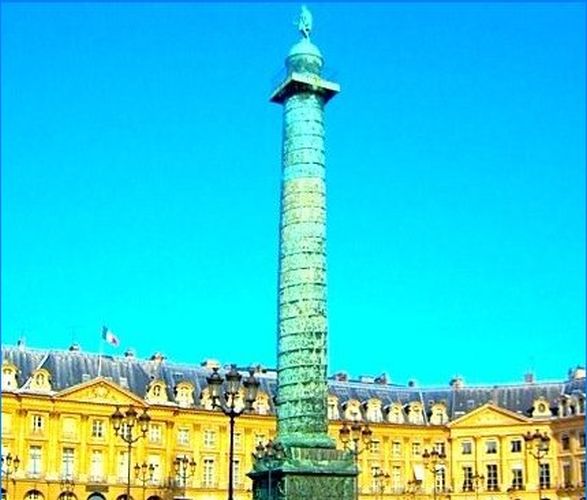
[55,377,145,406]
[449,403,530,428]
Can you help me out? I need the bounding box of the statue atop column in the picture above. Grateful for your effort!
[298,5,312,39]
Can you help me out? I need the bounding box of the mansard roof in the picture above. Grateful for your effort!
[2,344,583,422]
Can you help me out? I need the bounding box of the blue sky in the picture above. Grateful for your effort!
[1,2,584,387]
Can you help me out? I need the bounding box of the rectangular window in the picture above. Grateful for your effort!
[511,440,522,453]
[391,466,402,493]
[203,429,216,448]
[149,424,162,443]
[233,432,242,450]
[391,441,401,458]
[233,459,241,487]
[118,451,129,481]
[435,466,446,492]
[147,455,161,484]
[370,440,381,454]
[29,446,42,475]
[580,461,585,486]
[561,434,570,451]
[32,415,44,433]
[177,428,189,446]
[90,450,103,482]
[62,448,75,478]
[411,442,421,456]
[579,432,585,448]
[371,466,381,493]
[462,466,473,492]
[434,442,446,456]
[511,468,523,490]
[91,420,104,439]
[461,441,472,455]
[486,440,497,454]
[202,458,215,487]
[486,464,499,491]
[539,463,550,489]
[562,462,572,488]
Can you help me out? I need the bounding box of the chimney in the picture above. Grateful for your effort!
[333,372,348,382]
[450,376,464,389]
[200,359,220,369]
[408,379,417,388]
[374,373,389,385]
[150,352,166,365]
[68,343,81,352]
[16,338,26,351]
[124,348,135,359]
[524,372,535,384]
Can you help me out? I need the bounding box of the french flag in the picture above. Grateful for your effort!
[102,326,120,347]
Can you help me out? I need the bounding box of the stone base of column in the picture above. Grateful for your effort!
[249,447,357,500]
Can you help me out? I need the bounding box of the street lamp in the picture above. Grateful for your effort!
[206,365,260,500]
[253,440,286,499]
[1,454,20,500]
[524,430,550,500]
[134,462,155,500]
[172,456,196,499]
[372,469,390,500]
[406,479,422,500]
[339,421,373,499]
[60,478,75,500]
[471,472,484,500]
[422,448,446,500]
[111,405,151,500]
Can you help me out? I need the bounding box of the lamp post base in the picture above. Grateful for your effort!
[249,447,356,500]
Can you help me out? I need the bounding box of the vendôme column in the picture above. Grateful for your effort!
[250,7,356,500]
[272,5,339,450]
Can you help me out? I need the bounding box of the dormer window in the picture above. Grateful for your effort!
[200,388,214,410]
[2,364,17,390]
[429,403,449,425]
[343,400,362,421]
[532,398,552,418]
[253,392,269,415]
[327,396,340,420]
[407,402,424,424]
[175,382,194,408]
[146,381,168,403]
[366,399,383,423]
[387,404,405,424]
[30,369,51,392]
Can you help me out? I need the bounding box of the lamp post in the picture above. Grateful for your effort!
[134,462,155,500]
[206,365,260,500]
[471,472,484,500]
[406,479,421,500]
[172,456,196,499]
[111,405,151,500]
[253,440,285,499]
[1,454,20,500]
[422,448,446,500]
[60,478,75,500]
[339,421,373,499]
[524,430,550,500]
[373,469,390,500]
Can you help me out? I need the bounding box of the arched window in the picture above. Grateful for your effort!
[24,490,44,500]
[87,493,106,500]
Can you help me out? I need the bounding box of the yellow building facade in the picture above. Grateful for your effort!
[1,346,585,500]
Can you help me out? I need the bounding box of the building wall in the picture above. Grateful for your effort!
[1,377,585,500]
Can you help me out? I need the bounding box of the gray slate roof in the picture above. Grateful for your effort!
[2,345,584,421]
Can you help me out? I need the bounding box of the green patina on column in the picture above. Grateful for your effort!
[273,3,339,451]
[249,7,356,499]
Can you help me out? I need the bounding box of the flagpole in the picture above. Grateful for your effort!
[97,327,104,378]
